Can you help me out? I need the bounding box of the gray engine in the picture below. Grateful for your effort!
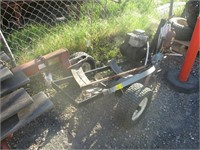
[120,29,148,63]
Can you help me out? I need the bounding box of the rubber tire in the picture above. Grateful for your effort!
[187,15,197,29]
[115,83,153,128]
[69,52,96,71]
[185,0,199,29]
[165,69,199,94]
[169,17,193,41]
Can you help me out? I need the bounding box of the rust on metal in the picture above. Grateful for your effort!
[162,30,176,50]
[82,66,146,88]
[12,49,70,77]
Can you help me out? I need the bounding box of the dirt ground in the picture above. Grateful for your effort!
[9,55,199,149]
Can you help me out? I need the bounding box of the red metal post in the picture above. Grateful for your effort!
[1,134,13,150]
[12,49,70,77]
[178,16,200,82]
[1,139,10,150]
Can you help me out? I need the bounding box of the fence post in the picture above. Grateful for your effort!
[0,30,16,67]
[169,0,174,17]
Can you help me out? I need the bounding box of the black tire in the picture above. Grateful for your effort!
[185,0,199,29]
[169,17,193,41]
[115,83,153,128]
[187,15,197,29]
[69,52,96,72]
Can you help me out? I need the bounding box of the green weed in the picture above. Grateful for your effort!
[6,0,186,64]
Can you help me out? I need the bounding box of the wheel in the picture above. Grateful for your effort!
[115,83,153,128]
[187,15,198,29]
[69,52,96,72]
[169,17,193,41]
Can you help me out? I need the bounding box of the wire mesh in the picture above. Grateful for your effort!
[0,0,186,64]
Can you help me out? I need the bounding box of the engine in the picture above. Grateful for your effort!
[120,29,148,63]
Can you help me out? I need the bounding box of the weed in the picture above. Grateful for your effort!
[6,0,186,64]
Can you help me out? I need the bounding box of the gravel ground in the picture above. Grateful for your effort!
[9,55,199,149]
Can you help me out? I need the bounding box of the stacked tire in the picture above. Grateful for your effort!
[170,0,199,41]
[169,17,193,41]
[186,0,200,29]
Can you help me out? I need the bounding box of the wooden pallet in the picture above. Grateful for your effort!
[172,40,189,55]
[174,40,190,47]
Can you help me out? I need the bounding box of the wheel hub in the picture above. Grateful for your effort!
[131,98,148,121]
[82,62,92,72]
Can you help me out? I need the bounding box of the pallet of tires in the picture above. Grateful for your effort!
[170,0,199,41]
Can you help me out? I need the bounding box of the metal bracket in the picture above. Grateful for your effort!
[107,65,156,94]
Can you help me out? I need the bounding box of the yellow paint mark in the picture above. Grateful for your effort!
[115,84,123,90]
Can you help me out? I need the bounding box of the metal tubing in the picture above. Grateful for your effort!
[178,16,200,82]
[54,65,111,85]
[12,49,70,77]
[0,30,16,67]
[108,66,156,94]
[82,66,146,88]
[51,81,77,106]
[77,93,104,107]
[52,80,104,107]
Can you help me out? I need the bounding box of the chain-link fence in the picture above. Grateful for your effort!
[1,0,186,64]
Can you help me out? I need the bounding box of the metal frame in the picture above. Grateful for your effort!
[0,30,16,67]
[50,59,156,107]
[40,20,177,108]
